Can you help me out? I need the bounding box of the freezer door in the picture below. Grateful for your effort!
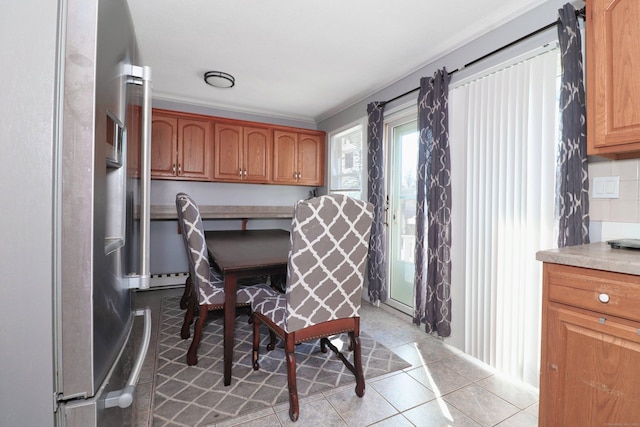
[61,309,151,427]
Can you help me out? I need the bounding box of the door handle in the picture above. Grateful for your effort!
[104,308,151,408]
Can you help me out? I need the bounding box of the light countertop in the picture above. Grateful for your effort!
[536,242,640,276]
[150,205,294,220]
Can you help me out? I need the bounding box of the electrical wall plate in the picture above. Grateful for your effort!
[592,176,619,199]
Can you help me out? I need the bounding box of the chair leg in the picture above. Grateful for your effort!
[350,331,365,398]
[322,333,366,398]
[181,291,196,339]
[252,314,261,370]
[179,275,192,309]
[186,305,207,366]
[267,328,277,351]
[320,337,328,353]
[285,336,299,422]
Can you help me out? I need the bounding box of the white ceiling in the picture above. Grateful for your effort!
[127,0,547,123]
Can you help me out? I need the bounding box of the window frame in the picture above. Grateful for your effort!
[327,119,367,200]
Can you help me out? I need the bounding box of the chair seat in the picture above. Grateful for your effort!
[201,281,276,307]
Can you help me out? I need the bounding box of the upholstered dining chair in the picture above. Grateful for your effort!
[175,192,276,366]
[250,194,374,421]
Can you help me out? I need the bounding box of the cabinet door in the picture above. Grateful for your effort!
[214,123,243,182]
[273,130,298,184]
[541,304,640,427]
[151,114,178,178]
[587,0,640,157]
[244,127,271,183]
[178,118,212,180]
[297,133,324,186]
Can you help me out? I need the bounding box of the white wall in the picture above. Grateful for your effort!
[0,1,58,426]
[318,0,585,133]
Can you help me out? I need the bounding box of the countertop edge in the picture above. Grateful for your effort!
[536,242,640,276]
[150,205,294,220]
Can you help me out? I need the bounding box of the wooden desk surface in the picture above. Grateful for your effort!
[204,229,290,272]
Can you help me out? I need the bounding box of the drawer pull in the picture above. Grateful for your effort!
[599,317,606,325]
[598,293,610,304]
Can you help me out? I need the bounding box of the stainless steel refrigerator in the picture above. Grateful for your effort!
[54,0,152,425]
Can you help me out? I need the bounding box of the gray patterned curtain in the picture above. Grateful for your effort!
[556,3,589,247]
[367,102,387,303]
[414,70,451,337]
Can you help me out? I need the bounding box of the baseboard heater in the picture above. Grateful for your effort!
[148,272,188,288]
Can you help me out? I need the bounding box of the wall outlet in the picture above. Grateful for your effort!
[592,176,619,199]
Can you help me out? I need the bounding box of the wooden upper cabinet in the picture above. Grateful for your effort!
[151,113,178,177]
[297,133,324,186]
[213,123,243,181]
[213,123,271,183]
[243,127,271,183]
[151,110,212,180]
[587,0,640,158]
[149,108,324,185]
[179,118,212,180]
[273,130,325,186]
[273,131,298,184]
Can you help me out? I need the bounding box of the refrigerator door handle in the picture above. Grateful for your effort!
[104,308,152,409]
[126,65,152,290]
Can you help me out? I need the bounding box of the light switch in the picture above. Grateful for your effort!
[592,176,619,199]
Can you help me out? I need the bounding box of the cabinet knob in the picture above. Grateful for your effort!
[598,293,610,303]
[239,168,243,177]
[172,164,176,173]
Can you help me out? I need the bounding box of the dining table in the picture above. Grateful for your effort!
[203,228,290,386]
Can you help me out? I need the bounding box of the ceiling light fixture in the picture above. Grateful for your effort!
[204,71,235,88]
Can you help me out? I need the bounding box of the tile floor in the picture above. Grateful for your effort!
[133,287,539,427]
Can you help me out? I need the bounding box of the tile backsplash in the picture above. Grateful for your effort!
[588,158,640,223]
[588,158,640,241]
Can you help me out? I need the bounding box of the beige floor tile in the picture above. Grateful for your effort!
[403,400,481,426]
[443,384,519,426]
[406,363,473,396]
[476,375,538,409]
[495,410,538,427]
[370,371,436,412]
[276,398,346,427]
[325,386,398,427]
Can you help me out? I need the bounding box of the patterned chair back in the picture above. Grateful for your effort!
[285,194,374,332]
[176,193,219,305]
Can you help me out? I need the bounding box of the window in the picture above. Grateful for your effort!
[329,123,365,200]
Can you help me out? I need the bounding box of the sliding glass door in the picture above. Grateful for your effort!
[386,117,418,313]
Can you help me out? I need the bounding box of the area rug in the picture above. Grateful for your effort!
[152,296,410,426]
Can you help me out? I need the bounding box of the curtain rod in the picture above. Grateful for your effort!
[382,6,586,106]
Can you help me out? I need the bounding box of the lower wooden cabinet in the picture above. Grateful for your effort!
[539,263,640,426]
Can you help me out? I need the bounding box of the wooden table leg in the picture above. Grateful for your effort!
[223,273,238,386]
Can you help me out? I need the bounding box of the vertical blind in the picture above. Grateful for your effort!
[450,48,558,387]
